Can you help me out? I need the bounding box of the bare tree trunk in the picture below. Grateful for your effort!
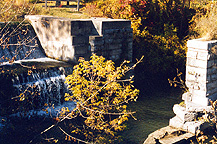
[77,0,80,11]
[45,0,47,9]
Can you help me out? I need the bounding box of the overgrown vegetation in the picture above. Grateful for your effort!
[0,0,41,66]
[52,54,142,143]
[190,2,217,40]
[82,0,217,86]
[0,0,41,22]
[82,0,194,77]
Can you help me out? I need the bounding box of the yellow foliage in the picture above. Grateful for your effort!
[62,54,141,143]
[192,2,217,40]
[0,0,41,22]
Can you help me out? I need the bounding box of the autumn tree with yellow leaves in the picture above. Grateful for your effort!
[53,54,142,143]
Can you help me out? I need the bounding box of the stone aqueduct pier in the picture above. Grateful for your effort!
[145,39,217,143]
[25,15,133,63]
[170,39,217,131]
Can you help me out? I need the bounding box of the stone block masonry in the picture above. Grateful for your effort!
[145,39,217,143]
[90,28,133,61]
[186,39,217,106]
[25,15,133,63]
[169,39,217,135]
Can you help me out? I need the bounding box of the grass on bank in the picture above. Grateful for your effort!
[0,0,90,22]
[34,1,90,19]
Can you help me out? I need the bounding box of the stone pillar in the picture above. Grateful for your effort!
[185,39,217,106]
[169,39,217,134]
[146,39,217,140]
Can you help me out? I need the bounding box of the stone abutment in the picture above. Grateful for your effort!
[25,15,133,63]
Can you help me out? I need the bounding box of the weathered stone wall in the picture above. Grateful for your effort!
[145,39,217,143]
[185,39,217,106]
[90,28,133,62]
[25,15,133,63]
[168,39,217,135]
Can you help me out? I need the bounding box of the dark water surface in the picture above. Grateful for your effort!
[120,88,183,144]
[0,86,182,144]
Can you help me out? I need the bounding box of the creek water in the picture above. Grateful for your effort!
[0,69,183,144]
[0,86,182,144]
[120,87,183,144]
